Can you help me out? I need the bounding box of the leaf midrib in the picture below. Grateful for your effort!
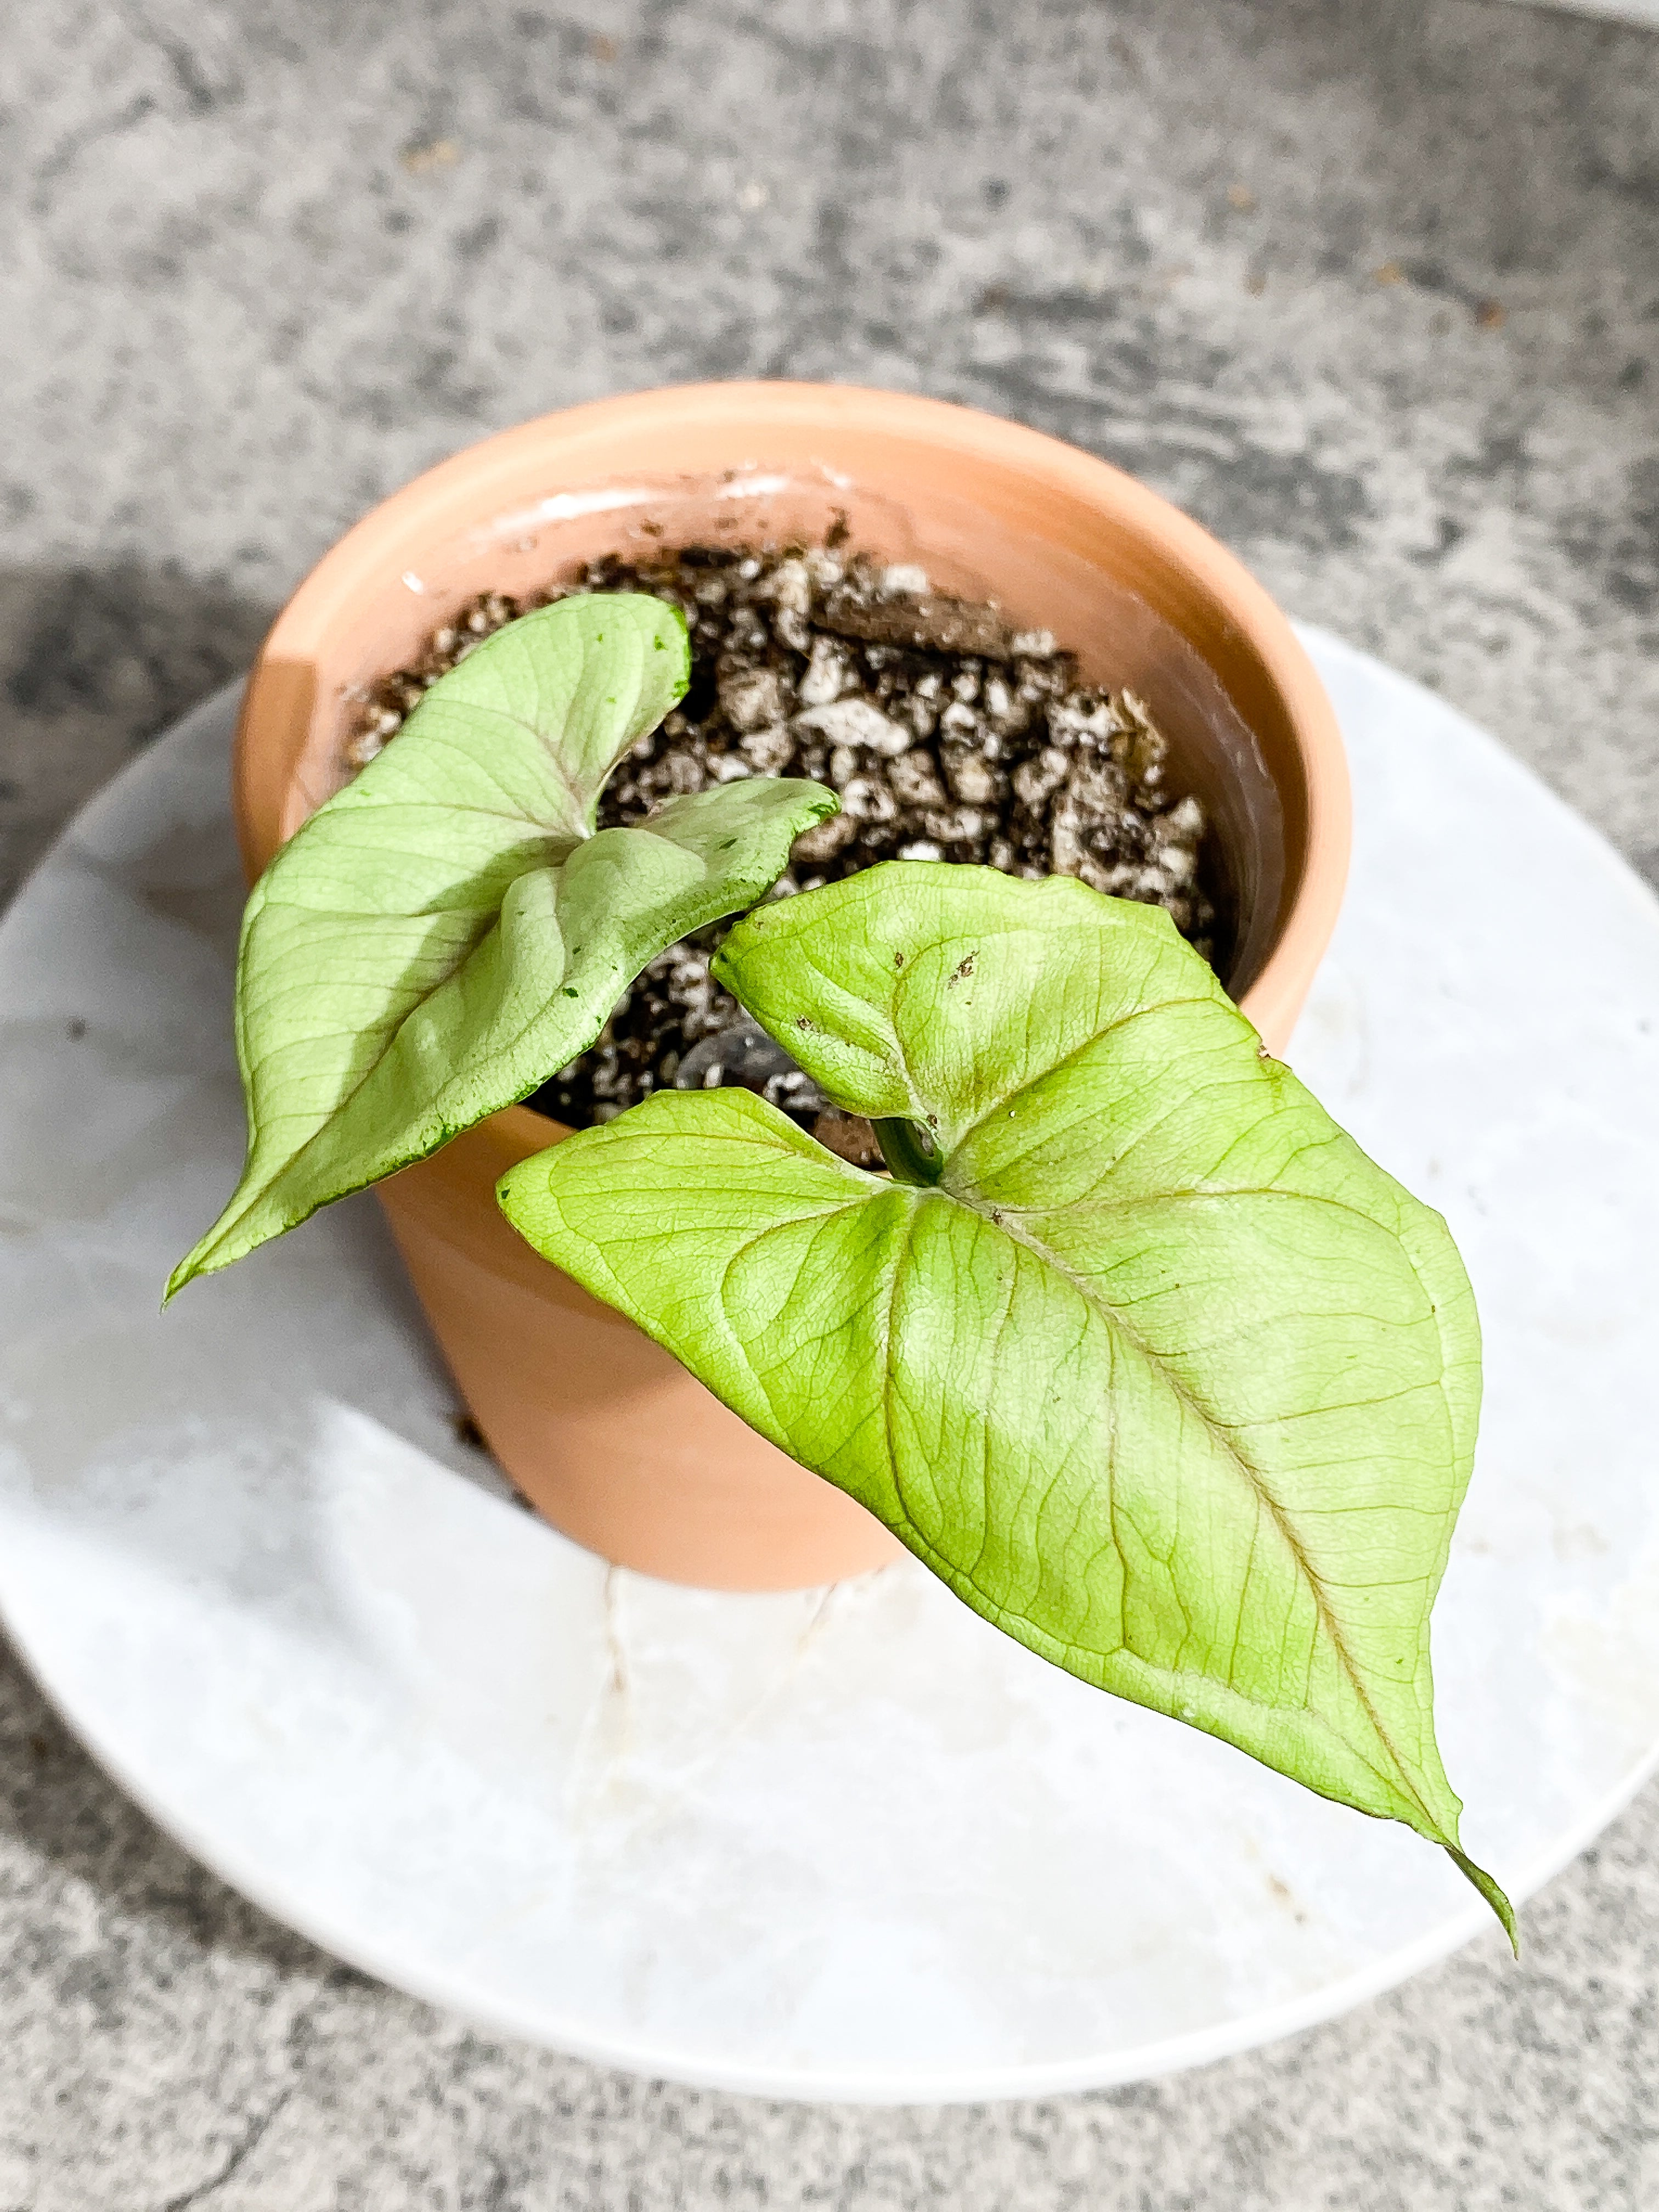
[958,1187,1446,1835]
[844,985,1449,1832]
[713,1158,1437,1829]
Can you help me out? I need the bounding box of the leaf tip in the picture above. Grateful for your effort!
[1448,1846,1518,1954]
[161,1246,206,1308]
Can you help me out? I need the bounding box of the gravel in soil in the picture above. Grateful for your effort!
[349,540,1221,1159]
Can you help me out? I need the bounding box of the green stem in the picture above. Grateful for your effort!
[873,1116,944,1186]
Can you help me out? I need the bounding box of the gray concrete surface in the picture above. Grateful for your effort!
[2,1,1657,2203]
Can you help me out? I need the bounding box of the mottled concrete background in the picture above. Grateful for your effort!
[2,2,1657,2205]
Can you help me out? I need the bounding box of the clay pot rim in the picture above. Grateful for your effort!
[238,380,1350,1149]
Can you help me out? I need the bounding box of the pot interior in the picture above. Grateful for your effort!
[282,460,1289,998]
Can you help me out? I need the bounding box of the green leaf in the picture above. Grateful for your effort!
[498,862,1511,1936]
[168,593,836,1295]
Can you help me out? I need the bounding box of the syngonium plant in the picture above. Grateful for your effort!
[173,592,1512,1939]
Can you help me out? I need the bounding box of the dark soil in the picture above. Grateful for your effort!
[350,540,1221,1152]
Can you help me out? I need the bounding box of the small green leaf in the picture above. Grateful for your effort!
[498,862,1510,1935]
[168,594,836,1295]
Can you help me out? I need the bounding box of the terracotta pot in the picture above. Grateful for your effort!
[234,382,1350,1592]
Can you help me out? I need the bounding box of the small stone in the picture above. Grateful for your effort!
[1050,795,1087,876]
[943,749,1000,805]
[1012,749,1069,808]
[898,839,945,861]
[924,805,988,844]
[840,776,899,825]
[797,635,851,708]
[1066,758,1129,815]
[794,697,912,757]
[719,664,790,731]
[889,753,948,808]
[765,557,812,616]
[773,606,811,653]
[792,812,860,862]
[738,724,798,775]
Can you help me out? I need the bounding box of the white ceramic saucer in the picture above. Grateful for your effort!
[3,629,1658,2104]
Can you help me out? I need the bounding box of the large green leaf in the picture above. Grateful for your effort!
[498,862,1510,1933]
[169,593,836,1295]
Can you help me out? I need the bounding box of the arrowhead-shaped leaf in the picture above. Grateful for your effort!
[169,593,836,1295]
[498,862,1511,1934]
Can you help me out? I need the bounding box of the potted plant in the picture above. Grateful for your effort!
[165,385,1509,1932]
